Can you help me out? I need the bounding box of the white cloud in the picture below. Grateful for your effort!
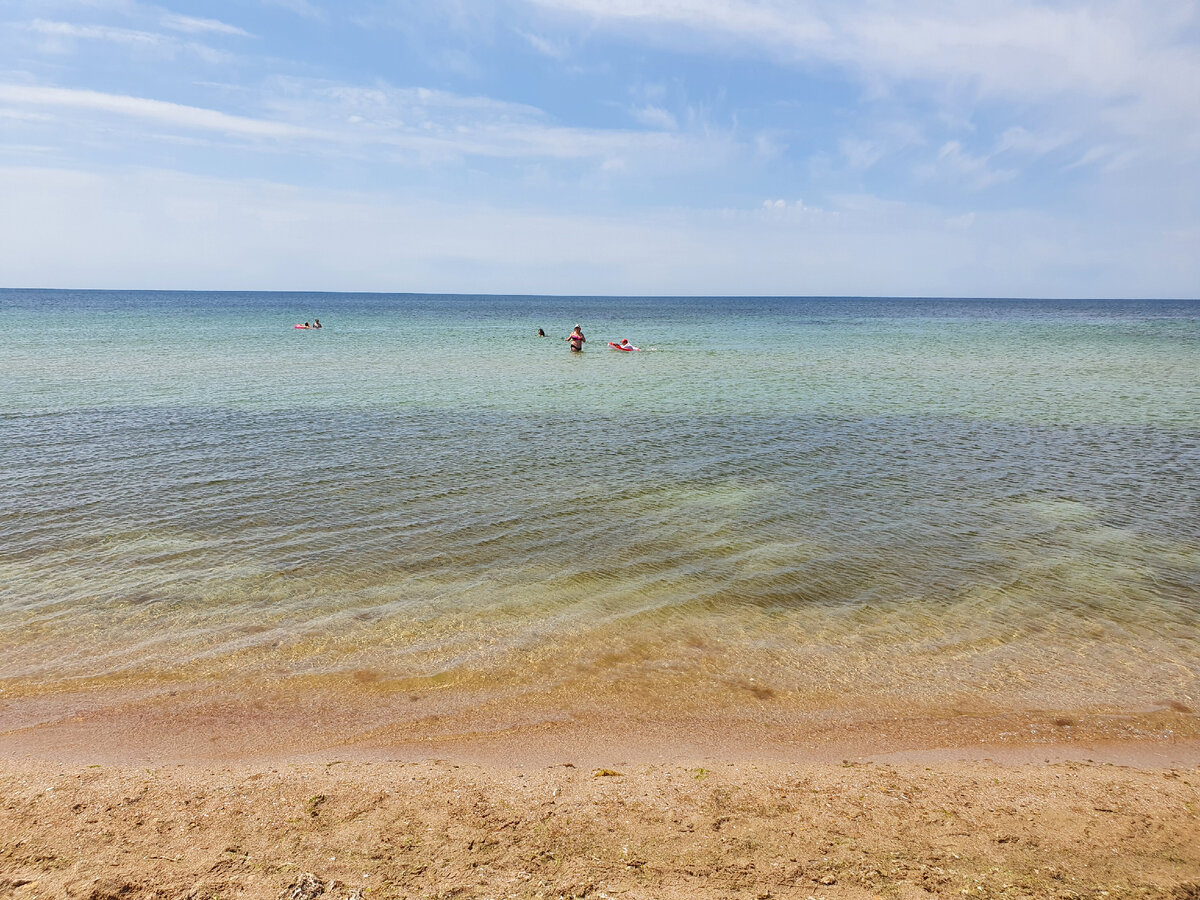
[630,105,677,130]
[260,0,327,21]
[522,0,1200,153]
[28,19,165,47]
[917,140,1017,189]
[23,17,236,63]
[517,28,569,59]
[837,120,924,171]
[525,0,1196,98]
[0,84,319,138]
[258,78,735,167]
[995,126,1072,157]
[839,137,885,171]
[526,0,832,49]
[751,132,783,162]
[0,79,741,172]
[1066,144,1140,174]
[159,14,251,38]
[0,107,52,123]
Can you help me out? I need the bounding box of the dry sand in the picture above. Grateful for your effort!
[2,687,1200,899]
[4,756,1200,900]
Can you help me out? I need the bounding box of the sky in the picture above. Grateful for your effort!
[0,0,1198,297]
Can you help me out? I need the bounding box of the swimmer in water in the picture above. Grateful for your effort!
[566,324,585,352]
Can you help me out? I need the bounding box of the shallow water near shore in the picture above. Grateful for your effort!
[2,291,1199,739]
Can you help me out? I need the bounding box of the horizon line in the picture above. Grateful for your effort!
[4,287,1198,303]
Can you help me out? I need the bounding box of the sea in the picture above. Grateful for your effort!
[2,290,1199,725]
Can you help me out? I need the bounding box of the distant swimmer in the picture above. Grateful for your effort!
[608,338,640,351]
[313,319,322,329]
[567,324,586,352]
[537,328,546,337]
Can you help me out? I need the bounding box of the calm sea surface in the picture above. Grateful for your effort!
[2,291,1199,718]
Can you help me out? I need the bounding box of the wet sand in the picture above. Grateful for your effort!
[2,685,1200,898]
[2,678,1200,765]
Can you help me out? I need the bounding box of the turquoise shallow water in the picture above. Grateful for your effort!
[2,291,1199,717]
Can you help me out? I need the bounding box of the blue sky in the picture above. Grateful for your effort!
[1,0,1198,296]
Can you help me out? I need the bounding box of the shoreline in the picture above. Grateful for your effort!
[2,680,1199,768]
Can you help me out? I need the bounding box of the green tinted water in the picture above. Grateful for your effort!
[2,292,1198,721]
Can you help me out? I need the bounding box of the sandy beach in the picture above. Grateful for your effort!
[2,687,1200,899]
[3,753,1200,900]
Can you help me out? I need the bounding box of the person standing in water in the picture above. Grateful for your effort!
[567,324,586,352]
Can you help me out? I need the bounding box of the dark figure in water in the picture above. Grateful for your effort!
[537,328,546,337]
[567,325,585,352]
[313,319,322,329]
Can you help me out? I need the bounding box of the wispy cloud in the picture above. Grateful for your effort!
[522,0,1200,151]
[995,126,1073,158]
[159,14,251,38]
[0,84,318,138]
[1066,144,1140,174]
[0,108,52,122]
[28,19,166,47]
[839,137,885,171]
[0,79,742,172]
[525,0,832,50]
[24,18,236,63]
[257,78,741,168]
[523,0,1196,97]
[630,105,677,130]
[517,28,569,60]
[836,120,924,172]
[917,140,1017,190]
[260,0,327,22]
